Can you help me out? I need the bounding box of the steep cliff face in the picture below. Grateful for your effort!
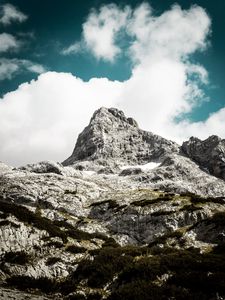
[182,135,225,180]
[63,107,179,168]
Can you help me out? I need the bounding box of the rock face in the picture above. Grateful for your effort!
[1,107,225,299]
[63,107,179,169]
[182,135,225,180]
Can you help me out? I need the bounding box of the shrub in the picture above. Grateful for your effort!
[148,230,183,248]
[102,237,120,248]
[46,256,61,266]
[210,212,225,226]
[67,294,86,300]
[66,245,86,254]
[0,220,20,228]
[3,251,30,265]
[46,241,64,248]
[151,210,174,217]
[180,204,200,212]
[117,256,163,285]
[73,247,133,288]
[7,276,59,293]
[87,293,102,300]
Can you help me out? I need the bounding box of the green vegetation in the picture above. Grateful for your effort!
[7,276,60,294]
[180,204,200,212]
[0,199,114,245]
[5,245,225,299]
[90,199,119,209]
[46,240,64,248]
[151,210,175,217]
[0,200,68,242]
[72,246,150,288]
[3,191,225,299]
[148,230,184,247]
[3,251,31,265]
[132,194,174,207]
[0,220,20,228]
[64,189,77,195]
[208,212,225,226]
[66,245,86,254]
[46,256,62,266]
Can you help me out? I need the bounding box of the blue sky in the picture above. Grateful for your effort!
[0,0,225,165]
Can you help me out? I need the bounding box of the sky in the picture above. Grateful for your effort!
[0,0,225,166]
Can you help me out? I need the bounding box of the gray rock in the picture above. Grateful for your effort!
[182,135,225,180]
[1,107,225,298]
[63,107,179,169]
[18,161,64,175]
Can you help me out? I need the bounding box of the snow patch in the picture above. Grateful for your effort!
[120,162,160,171]
[83,170,96,176]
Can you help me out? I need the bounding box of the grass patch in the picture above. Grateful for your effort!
[132,195,174,207]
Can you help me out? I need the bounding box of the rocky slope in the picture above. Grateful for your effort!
[1,107,225,299]
[63,107,179,171]
[182,135,225,180]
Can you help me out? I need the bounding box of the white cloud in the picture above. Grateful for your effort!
[0,58,46,80]
[0,3,27,25]
[0,33,20,52]
[127,4,210,63]
[82,4,130,61]
[1,3,224,166]
[0,72,122,166]
[63,4,131,61]
[62,42,83,55]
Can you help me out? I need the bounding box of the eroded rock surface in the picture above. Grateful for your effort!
[1,107,225,299]
[63,107,179,170]
[182,135,225,180]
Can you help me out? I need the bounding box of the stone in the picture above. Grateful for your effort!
[182,135,225,180]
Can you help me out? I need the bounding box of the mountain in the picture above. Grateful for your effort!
[62,107,225,197]
[62,107,179,170]
[182,135,225,180]
[1,107,225,299]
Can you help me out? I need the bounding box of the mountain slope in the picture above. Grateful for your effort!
[1,107,225,299]
[182,135,225,180]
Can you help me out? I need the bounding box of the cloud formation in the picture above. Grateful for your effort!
[61,42,82,55]
[0,3,27,25]
[0,33,20,53]
[0,72,121,165]
[0,4,45,81]
[1,2,224,166]
[0,58,46,80]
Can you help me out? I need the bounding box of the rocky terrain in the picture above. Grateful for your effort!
[1,107,225,299]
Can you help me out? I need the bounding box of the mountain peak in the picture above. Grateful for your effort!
[62,107,179,168]
[182,134,225,180]
[90,107,139,128]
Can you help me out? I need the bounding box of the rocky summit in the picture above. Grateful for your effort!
[62,107,179,171]
[1,107,225,300]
